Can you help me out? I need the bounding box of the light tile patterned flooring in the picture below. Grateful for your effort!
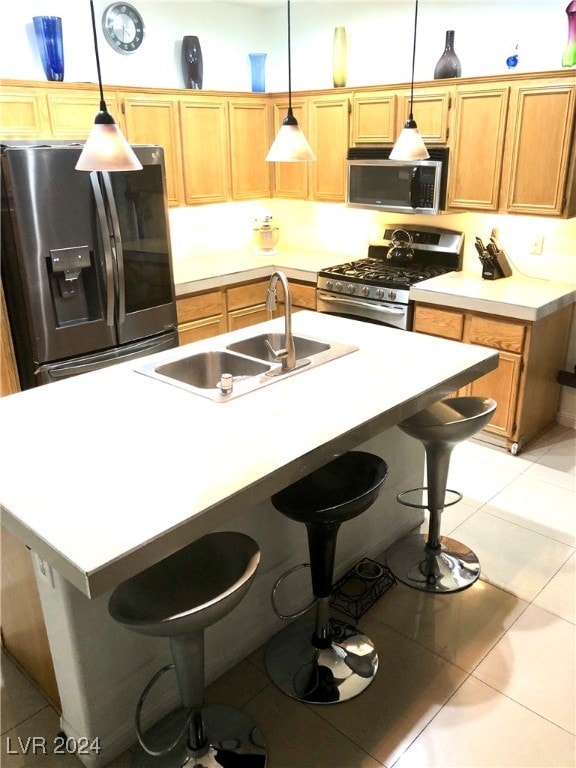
[2,425,575,767]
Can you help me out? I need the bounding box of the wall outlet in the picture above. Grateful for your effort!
[530,235,544,255]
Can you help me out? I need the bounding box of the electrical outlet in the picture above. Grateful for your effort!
[530,235,544,255]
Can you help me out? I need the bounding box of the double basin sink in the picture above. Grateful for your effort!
[136,332,358,401]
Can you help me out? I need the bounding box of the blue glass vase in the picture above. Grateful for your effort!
[33,16,64,82]
[249,53,267,92]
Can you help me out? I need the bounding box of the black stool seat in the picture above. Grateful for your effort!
[272,451,388,524]
[266,451,388,705]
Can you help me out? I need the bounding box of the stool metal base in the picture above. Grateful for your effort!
[386,533,480,594]
[266,617,377,704]
[132,704,266,767]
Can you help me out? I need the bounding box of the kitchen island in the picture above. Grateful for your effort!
[0,311,498,766]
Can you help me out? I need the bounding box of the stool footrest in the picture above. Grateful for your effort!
[271,563,316,620]
[397,487,463,510]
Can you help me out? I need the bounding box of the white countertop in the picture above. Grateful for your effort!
[410,271,576,322]
[172,249,347,294]
[0,312,498,597]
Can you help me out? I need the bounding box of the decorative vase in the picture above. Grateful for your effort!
[562,1,576,67]
[33,16,64,82]
[182,36,203,89]
[333,26,347,88]
[433,30,461,80]
[506,43,519,70]
[249,53,267,92]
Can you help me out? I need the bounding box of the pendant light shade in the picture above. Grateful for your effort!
[390,0,429,161]
[76,1,142,172]
[266,0,315,163]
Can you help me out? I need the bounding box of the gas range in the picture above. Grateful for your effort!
[317,224,464,330]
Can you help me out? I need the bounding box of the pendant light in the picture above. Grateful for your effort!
[390,0,430,161]
[266,0,315,162]
[76,1,142,172]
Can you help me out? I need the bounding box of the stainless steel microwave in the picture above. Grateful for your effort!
[346,147,449,215]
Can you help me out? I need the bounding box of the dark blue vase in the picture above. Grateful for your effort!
[182,36,203,89]
[33,16,64,82]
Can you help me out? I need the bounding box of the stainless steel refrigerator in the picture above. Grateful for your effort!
[1,142,178,389]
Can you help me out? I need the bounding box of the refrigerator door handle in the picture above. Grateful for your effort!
[90,172,115,328]
[103,173,126,326]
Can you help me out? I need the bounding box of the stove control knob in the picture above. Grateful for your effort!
[389,290,397,301]
[376,288,385,299]
[325,280,333,290]
[346,283,355,294]
[361,286,370,297]
[335,281,343,292]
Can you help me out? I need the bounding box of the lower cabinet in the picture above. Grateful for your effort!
[413,302,573,453]
[176,277,317,343]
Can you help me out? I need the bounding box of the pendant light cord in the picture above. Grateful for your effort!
[287,0,293,115]
[408,0,419,121]
[89,0,107,112]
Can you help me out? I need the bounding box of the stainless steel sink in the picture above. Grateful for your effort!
[136,333,358,402]
[153,351,269,389]
[227,333,330,361]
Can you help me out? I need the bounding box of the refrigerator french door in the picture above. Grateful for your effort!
[1,143,178,389]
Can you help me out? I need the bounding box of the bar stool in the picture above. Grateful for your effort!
[108,531,266,767]
[266,451,388,704]
[386,396,497,594]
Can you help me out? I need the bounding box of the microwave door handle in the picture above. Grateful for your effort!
[409,166,421,209]
[102,173,126,325]
[90,172,115,327]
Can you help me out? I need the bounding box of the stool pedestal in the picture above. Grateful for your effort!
[266,452,387,704]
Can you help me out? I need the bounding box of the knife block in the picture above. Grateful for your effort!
[482,251,512,280]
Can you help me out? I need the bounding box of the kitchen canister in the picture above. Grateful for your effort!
[33,16,64,81]
[433,30,461,79]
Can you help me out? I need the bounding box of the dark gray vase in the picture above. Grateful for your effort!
[182,36,203,89]
[434,30,461,79]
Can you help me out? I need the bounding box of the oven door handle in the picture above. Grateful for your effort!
[319,293,406,316]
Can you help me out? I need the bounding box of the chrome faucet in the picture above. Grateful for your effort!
[265,270,296,373]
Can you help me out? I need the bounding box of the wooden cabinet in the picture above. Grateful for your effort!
[413,302,573,453]
[0,85,50,138]
[351,91,397,144]
[45,88,120,139]
[121,93,184,206]
[504,82,576,216]
[269,98,309,199]
[308,94,350,201]
[180,97,230,204]
[396,85,453,144]
[176,290,227,344]
[447,84,510,211]
[228,98,271,199]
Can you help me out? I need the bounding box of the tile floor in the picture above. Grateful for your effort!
[1,424,575,768]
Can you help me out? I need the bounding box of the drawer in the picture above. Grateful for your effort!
[176,290,225,324]
[413,305,464,340]
[466,315,526,353]
[226,280,269,311]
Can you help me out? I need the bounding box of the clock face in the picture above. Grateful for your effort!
[102,3,144,54]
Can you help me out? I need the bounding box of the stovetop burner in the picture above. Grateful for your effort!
[323,258,452,289]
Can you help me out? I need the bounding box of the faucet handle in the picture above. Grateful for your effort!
[265,338,287,360]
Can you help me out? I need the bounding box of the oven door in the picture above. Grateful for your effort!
[317,290,411,330]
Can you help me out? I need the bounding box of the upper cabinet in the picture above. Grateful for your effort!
[503,81,575,217]
[1,72,574,217]
[447,83,510,211]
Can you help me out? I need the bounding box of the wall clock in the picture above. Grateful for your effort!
[102,3,145,54]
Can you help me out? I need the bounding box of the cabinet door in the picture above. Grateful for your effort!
[122,94,183,206]
[270,99,308,198]
[413,304,464,340]
[180,98,230,204]
[464,351,522,440]
[229,99,271,199]
[176,290,226,344]
[309,95,350,201]
[447,86,509,211]
[505,84,576,216]
[46,89,120,139]
[0,87,49,138]
[397,87,453,144]
[352,92,397,144]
